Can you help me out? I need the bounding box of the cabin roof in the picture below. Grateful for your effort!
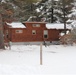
[6,21,72,29]
[46,23,71,29]
[6,22,26,28]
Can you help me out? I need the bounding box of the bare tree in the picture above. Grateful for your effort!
[0,2,14,49]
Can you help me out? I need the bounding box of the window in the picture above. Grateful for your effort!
[44,30,48,38]
[32,24,40,27]
[32,30,36,35]
[16,30,23,33]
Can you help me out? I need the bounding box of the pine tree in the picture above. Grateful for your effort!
[36,0,74,23]
[67,0,76,22]
[58,0,74,22]
[10,0,41,21]
[35,0,62,22]
[59,0,74,34]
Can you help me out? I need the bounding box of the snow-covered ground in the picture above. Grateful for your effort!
[0,45,76,75]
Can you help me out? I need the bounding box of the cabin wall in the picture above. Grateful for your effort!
[10,30,60,42]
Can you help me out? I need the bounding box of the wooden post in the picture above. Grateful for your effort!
[40,43,42,65]
[8,41,12,50]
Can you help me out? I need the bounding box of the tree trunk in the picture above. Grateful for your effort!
[51,8,54,23]
[63,11,66,35]
[62,0,66,35]
[51,0,54,23]
[0,14,5,49]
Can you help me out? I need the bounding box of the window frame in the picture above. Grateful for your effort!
[32,24,40,27]
[15,30,23,33]
[32,30,36,35]
[43,30,48,39]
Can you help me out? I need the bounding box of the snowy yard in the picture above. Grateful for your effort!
[0,45,76,75]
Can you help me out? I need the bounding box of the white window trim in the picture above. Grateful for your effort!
[16,30,23,33]
[43,30,48,39]
[32,30,36,35]
[32,24,40,27]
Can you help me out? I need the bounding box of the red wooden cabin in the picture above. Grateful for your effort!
[4,22,71,45]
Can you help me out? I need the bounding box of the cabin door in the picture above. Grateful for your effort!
[43,30,48,39]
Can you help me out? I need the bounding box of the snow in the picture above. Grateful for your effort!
[68,11,76,17]
[36,8,40,12]
[46,23,71,29]
[6,22,26,28]
[71,20,76,27]
[1,0,6,3]
[67,19,74,23]
[0,45,76,75]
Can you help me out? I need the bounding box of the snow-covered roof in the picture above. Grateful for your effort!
[46,23,71,29]
[6,22,26,28]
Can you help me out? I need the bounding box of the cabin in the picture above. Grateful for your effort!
[4,22,71,45]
